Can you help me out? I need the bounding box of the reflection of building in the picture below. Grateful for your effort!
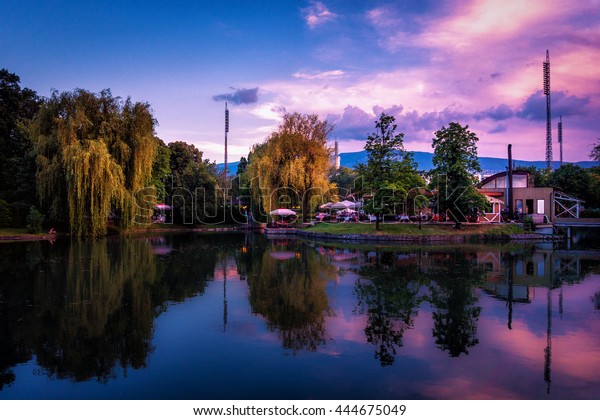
[479,248,584,290]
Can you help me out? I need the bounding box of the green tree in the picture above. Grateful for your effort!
[25,206,44,233]
[0,199,12,227]
[430,122,488,223]
[548,163,600,209]
[31,89,157,236]
[0,69,41,225]
[167,141,219,224]
[355,113,424,230]
[329,166,357,199]
[149,138,172,202]
[247,113,334,222]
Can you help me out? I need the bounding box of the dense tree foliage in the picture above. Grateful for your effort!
[247,113,334,222]
[31,89,157,236]
[548,163,600,210]
[430,122,488,222]
[149,138,172,203]
[355,113,424,229]
[167,141,219,224]
[329,166,357,198]
[0,69,41,225]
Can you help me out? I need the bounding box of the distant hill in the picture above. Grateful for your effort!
[216,150,597,175]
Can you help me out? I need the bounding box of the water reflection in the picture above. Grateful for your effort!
[0,239,160,385]
[1,234,600,399]
[354,252,422,366]
[246,239,335,353]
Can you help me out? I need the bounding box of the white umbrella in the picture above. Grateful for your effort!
[154,203,172,210]
[269,208,297,216]
[319,202,334,209]
[331,200,356,210]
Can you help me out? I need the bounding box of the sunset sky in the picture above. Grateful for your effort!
[2,0,599,163]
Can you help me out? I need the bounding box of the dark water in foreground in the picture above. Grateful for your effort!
[1,231,599,400]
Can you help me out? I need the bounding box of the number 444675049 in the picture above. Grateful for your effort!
[334,405,406,416]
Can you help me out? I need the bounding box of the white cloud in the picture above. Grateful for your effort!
[292,69,346,80]
[302,1,338,29]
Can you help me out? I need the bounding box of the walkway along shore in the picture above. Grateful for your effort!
[0,225,561,243]
[265,227,561,243]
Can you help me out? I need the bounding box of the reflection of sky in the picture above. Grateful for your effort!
[3,240,600,400]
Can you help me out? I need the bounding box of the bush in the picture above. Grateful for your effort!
[0,199,12,227]
[581,208,600,218]
[9,201,30,227]
[522,215,534,231]
[26,206,45,233]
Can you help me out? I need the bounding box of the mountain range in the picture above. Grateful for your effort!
[217,150,598,175]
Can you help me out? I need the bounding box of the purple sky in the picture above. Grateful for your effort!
[2,0,599,163]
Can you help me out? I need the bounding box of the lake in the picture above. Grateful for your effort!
[1,231,599,399]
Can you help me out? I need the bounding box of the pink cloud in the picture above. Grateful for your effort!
[302,1,338,29]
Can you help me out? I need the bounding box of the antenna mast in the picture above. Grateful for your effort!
[224,102,229,182]
[558,116,563,167]
[543,50,552,170]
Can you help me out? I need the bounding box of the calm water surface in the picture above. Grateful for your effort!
[1,231,599,399]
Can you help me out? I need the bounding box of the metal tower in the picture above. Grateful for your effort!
[558,116,563,167]
[224,102,229,181]
[543,50,552,170]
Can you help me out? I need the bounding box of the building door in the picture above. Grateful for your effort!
[526,199,534,215]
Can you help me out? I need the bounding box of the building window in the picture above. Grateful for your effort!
[513,174,528,188]
[515,199,523,215]
[537,199,545,215]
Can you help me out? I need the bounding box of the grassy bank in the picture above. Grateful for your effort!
[304,222,526,238]
[0,227,58,241]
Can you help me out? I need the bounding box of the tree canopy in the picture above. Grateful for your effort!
[31,89,157,236]
[430,122,487,222]
[355,113,423,229]
[0,69,41,225]
[247,113,334,222]
[167,141,219,224]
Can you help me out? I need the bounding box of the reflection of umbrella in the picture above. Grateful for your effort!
[152,245,173,256]
[269,251,296,260]
[319,202,334,209]
[155,203,172,210]
[269,208,297,216]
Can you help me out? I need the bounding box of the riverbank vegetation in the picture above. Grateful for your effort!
[305,222,525,237]
[2,68,600,237]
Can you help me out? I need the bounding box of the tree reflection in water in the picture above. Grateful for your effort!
[354,248,487,364]
[0,236,219,385]
[426,250,485,357]
[355,252,422,366]
[31,239,161,382]
[246,241,335,353]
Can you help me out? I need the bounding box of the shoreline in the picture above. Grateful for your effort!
[0,225,562,244]
[269,228,560,244]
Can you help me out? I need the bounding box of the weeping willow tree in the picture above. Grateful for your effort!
[247,113,335,222]
[31,89,157,236]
